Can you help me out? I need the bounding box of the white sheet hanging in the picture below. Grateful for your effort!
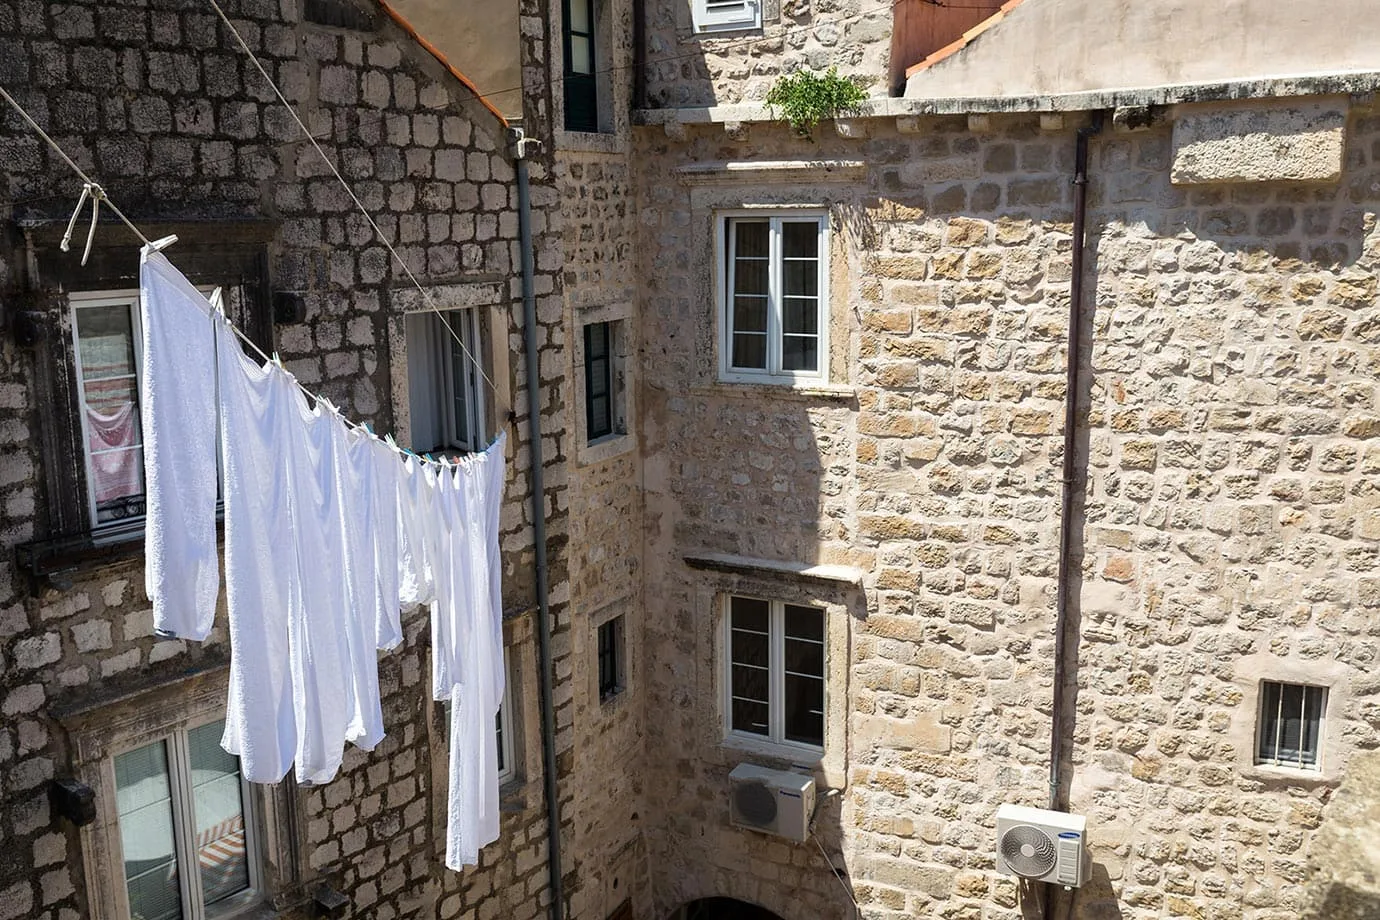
[140,249,220,641]
[215,315,296,784]
[282,387,355,786]
[432,434,507,869]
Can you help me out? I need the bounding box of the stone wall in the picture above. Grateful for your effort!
[642,0,893,107]
[0,0,569,917]
[633,106,1380,919]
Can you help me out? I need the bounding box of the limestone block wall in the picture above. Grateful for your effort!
[0,1,568,918]
[641,0,894,108]
[633,108,1380,920]
[545,0,652,913]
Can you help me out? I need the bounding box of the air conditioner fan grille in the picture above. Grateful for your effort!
[1000,824,1057,878]
[733,780,777,826]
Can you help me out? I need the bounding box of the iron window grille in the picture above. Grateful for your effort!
[1256,680,1325,771]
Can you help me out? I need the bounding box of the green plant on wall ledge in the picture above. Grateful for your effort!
[765,66,868,139]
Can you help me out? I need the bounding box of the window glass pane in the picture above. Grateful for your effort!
[76,304,137,380]
[732,259,769,298]
[784,605,824,641]
[1301,686,1325,767]
[495,706,505,773]
[781,335,818,372]
[77,304,147,523]
[731,699,770,737]
[732,296,768,334]
[116,741,183,920]
[188,721,250,906]
[570,35,593,74]
[1275,682,1304,762]
[731,597,770,633]
[732,333,767,370]
[781,297,818,335]
[568,0,591,33]
[599,618,621,698]
[783,673,824,746]
[781,221,819,259]
[782,260,818,298]
[731,220,769,259]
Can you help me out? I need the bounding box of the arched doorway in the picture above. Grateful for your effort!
[668,897,787,920]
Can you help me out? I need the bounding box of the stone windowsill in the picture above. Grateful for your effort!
[553,128,629,155]
[578,430,636,467]
[683,552,866,587]
[689,382,857,403]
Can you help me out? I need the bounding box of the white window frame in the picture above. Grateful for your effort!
[692,0,761,33]
[722,596,826,755]
[406,307,488,455]
[496,648,516,786]
[108,718,264,920]
[70,290,147,531]
[1255,680,1326,772]
[716,211,829,385]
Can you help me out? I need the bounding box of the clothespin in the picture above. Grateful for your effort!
[384,433,401,453]
[271,351,285,370]
[208,287,225,314]
[61,182,104,267]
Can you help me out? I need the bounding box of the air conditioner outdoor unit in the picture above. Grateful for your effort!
[728,763,815,843]
[995,804,1091,888]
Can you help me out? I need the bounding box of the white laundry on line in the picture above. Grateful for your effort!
[139,252,509,864]
[140,249,221,641]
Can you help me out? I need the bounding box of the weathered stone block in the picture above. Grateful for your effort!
[1171,101,1347,185]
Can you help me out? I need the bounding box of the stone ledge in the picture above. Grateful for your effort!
[635,71,1380,124]
[390,278,508,312]
[689,383,857,403]
[674,159,867,185]
[684,552,866,587]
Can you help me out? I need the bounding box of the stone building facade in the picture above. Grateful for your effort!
[0,0,583,918]
[5,2,1380,920]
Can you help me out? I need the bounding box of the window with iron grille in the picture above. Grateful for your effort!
[598,616,624,702]
[1256,680,1325,771]
[563,0,599,132]
[726,596,825,750]
[584,321,614,441]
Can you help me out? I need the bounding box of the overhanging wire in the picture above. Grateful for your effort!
[0,80,467,461]
[205,0,499,397]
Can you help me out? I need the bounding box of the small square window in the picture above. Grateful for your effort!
[726,596,825,750]
[598,616,625,702]
[1256,680,1326,771]
[405,309,488,454]
[718,214,828,383]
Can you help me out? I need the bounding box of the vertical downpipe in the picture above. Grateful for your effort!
[1050,114,1103,815]
[1044,109,1102,920]
[513,127,566,920]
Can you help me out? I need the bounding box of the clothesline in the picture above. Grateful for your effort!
[0,81,496,467]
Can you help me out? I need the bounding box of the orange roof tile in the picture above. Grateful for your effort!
[905,0,1028,80]
[373,0,509,127]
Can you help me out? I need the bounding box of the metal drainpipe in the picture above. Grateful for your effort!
[512,126,566,920]
[1049,113,1104,819]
